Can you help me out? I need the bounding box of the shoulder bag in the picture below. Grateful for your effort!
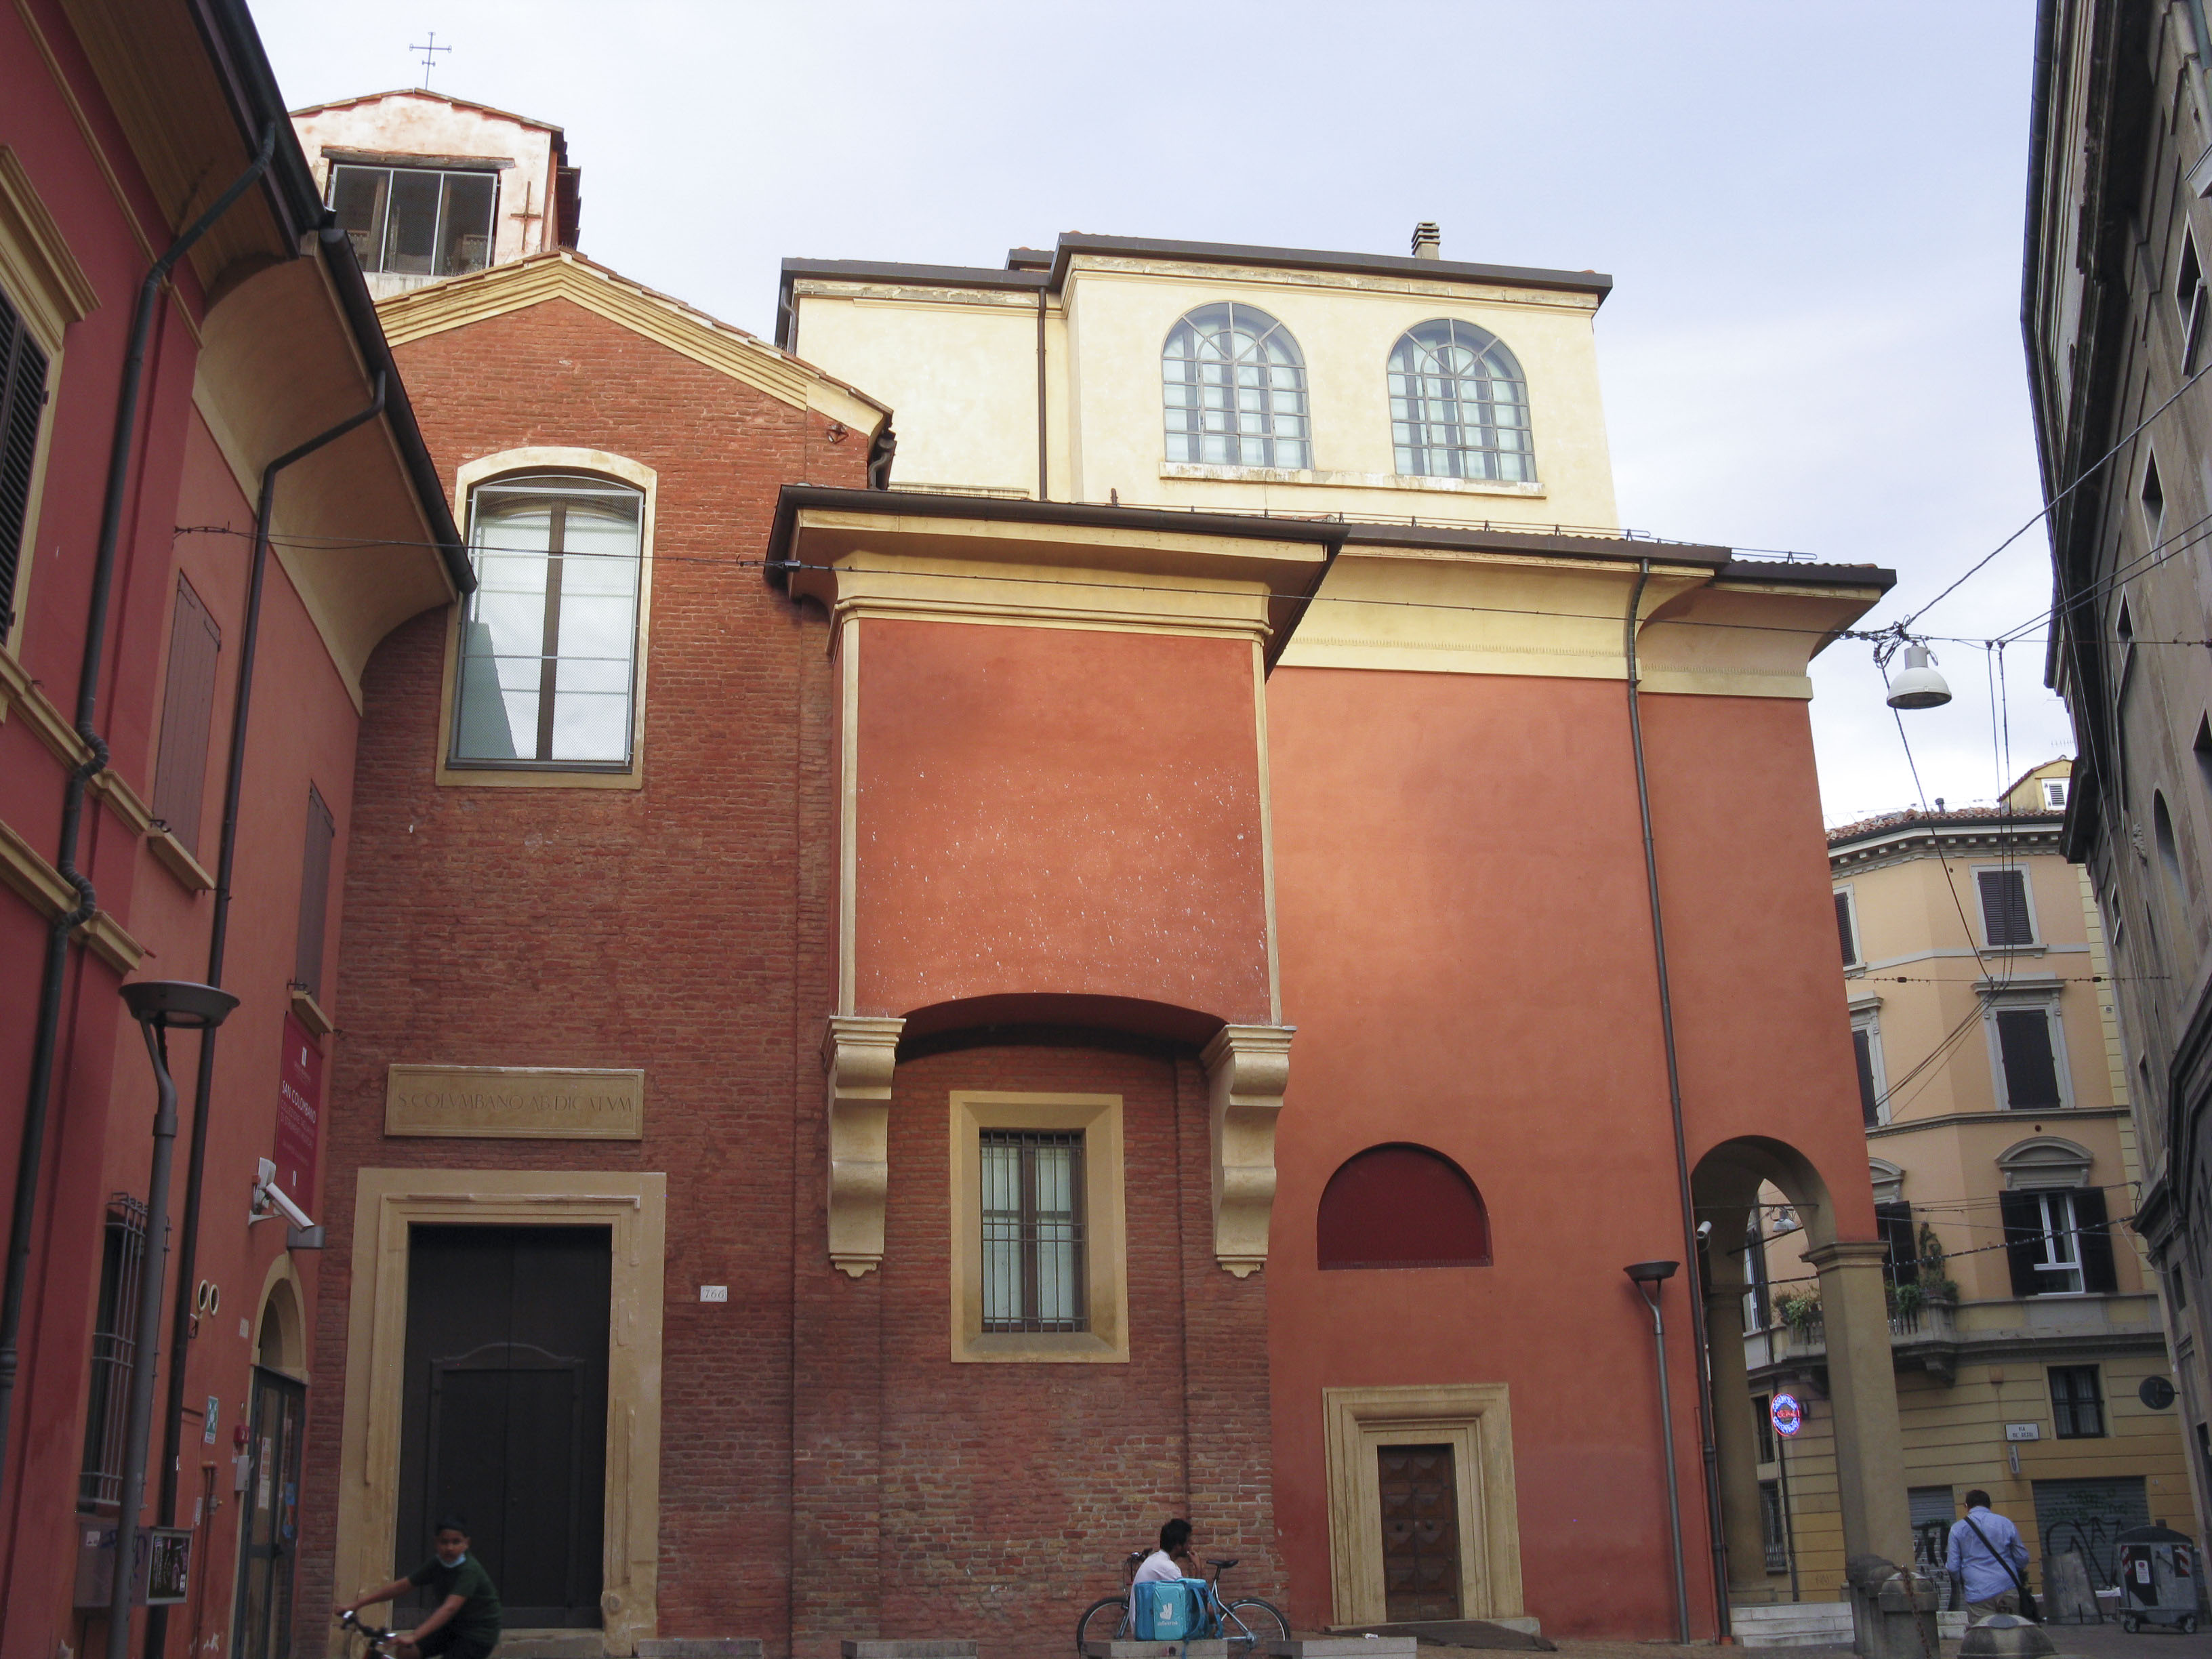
[1961,1512,2039,1622]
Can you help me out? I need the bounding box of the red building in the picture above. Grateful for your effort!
[0,6,461,1659]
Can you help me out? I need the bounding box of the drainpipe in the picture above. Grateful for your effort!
[1036,287,1049,501]
[141,371,387,1659]
[1623,560,1733,1639]
[0,123,275,1500]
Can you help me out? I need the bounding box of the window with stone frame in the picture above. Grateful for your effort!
[979,1129,1087,1333]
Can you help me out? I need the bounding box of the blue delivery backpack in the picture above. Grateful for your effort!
[1132,1578,1206,1641]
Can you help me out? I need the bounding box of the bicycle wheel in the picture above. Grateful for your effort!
[1222,1597,1290,1659]
[1076,1595,1129,1654]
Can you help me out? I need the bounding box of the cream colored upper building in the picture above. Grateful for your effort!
[290,89,579,299]
[778,228,1619,529]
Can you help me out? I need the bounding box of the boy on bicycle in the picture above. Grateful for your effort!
[337,1516,503,1659]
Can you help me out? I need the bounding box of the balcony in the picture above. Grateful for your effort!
[1745,1296,1963,1384]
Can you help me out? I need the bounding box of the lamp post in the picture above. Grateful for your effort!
[1627,1258,1690,1645]
[107,981,235,1659]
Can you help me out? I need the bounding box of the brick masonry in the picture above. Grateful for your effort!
[295,295,1275,1659]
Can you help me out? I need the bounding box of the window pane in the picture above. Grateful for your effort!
[1389,320,1538,482]
[383,169,441,274]
[330,167,390,271]
[438,172,496,274]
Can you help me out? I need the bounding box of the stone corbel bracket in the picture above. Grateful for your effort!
[1201,1023,1295,1277]
[823,1015,905,1277]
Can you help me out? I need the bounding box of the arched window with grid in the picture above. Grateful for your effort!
[1162,302,1311,470]
[1388,319,1535,482]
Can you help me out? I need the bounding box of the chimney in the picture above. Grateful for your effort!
[1410,222,1441,259]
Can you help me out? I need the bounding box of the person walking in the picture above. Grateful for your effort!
[1946,1490,2033,1620]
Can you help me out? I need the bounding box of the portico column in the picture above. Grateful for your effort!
[1704,1276,1774,1603]
[1804,1240,1913,1565]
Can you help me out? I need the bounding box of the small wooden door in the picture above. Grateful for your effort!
[396,1225,611,1628]
[1378,1443,1462,1621]
[232,1368,306,1659]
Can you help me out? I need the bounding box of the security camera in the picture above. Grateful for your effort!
[251,1159,322,1247]
[1696,1220,1714,1238]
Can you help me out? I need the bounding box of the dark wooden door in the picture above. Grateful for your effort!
[1378,1443,1462,1621]
[396,1225,611,1629]
[231,1368,305,1659]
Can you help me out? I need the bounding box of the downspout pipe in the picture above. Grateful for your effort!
[0,123,275,1500]
[1036,287,1049,501]
[1624,560,1733,1639]
[142,371,387,1659]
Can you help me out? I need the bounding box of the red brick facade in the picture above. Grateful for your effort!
[300,293,1267,1659]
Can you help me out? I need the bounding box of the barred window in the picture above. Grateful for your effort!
[1163,303,1311,470]
[1389,319,1534,482]
[79,1196,150,1509]
[980,1130,1086,1332]
[453,475,643,768]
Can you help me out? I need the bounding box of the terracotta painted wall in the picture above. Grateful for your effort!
[1264,665,1874,1639]
[851,623,1272,1027]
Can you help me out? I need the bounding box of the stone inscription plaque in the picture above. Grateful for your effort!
[385,1065,644,1141]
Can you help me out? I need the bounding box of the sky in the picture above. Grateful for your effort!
[255,0,2067,825]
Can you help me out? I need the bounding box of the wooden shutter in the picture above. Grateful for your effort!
[2074,1186,2118,1293]
[1995,1009,2063,1109]
[1978,869,2034,945]
[0,288,49,640]
[1835,892,1858,964]
[294,786,335,1000]
[1999,1189,2045,1297]
[150,579,222,855]
[1875,1201,1918,1285]
[1853,1029,1881,1126]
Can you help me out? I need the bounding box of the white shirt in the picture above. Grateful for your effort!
[1134,1551,1183,1583]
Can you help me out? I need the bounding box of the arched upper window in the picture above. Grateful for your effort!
[452,472,644,768]
[1162,303,1311,470]
[1388,319,1534,482]
[1317,1143,1490,1269]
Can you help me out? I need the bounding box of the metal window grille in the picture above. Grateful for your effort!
[1388,319,1536,483]
[1761,1479,1788,1572]
[1162,303,1311,470]
[78,1195,150,1509]
[0,284,49,640]
[980,1130,1087,1332]
[2050,1365,2106,1438]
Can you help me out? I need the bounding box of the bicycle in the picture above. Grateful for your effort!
[1075,1551,1290,1658]
[337,1610,402,1659]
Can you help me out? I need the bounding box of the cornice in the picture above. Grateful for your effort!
[1829,816,2064,876]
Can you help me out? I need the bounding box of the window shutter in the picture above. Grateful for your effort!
[1853,1029,1881,1126]
[1835,892,1858,964]
[1875,1201,1919,1285]
[1995,1009,2063,1109]
[1999,1189,2045,1297]
[1978,869,2034,945]
[149,579,222,855]
[0,289,50,640]
[2074,1186,2118,1293]
[294,785,335,1000]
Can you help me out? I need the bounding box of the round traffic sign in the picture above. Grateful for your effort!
[1771,1393,1804,1438]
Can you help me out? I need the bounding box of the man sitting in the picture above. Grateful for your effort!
[1134,1518,1195,1584]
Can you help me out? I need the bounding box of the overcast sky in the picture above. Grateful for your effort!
[255,0,2064,825]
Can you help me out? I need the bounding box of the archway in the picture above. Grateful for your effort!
[1692,1136,1910,1612]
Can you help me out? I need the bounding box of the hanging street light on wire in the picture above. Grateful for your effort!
[1885,642,1953,710]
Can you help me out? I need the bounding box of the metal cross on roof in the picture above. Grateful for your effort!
[409,31,451,89]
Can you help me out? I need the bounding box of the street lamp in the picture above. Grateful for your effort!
[1884,643,1953,711]
[106,982,235,1659]
[1626,1260,1689,1645]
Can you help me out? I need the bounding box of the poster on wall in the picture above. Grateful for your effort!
[275,1014,322,1204]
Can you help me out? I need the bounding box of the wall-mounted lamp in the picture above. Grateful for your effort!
[1624,1260,1689,1643]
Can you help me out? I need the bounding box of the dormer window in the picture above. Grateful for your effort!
[1389,320,1535,482]
[330,163,497,279]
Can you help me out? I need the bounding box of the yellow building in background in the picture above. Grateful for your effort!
[1744,760,2194,1624]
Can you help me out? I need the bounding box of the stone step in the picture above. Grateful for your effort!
[638,1645,765,1659]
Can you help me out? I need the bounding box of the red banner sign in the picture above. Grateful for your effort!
[274,1015,321,1204]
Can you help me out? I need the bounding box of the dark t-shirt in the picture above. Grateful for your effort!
[407,1555,502,1645]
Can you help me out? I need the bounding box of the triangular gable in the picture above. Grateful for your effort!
[288,87,562,134]
[375,251,889,431]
